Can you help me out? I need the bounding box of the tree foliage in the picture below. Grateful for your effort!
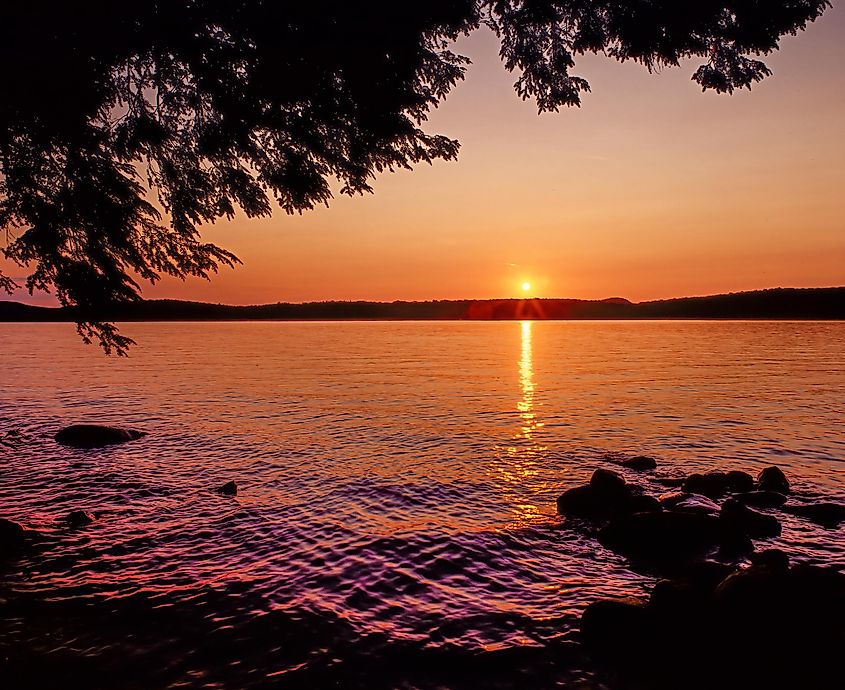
[0,1,830,352]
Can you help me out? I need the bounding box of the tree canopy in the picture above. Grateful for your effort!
[0,1,830,352]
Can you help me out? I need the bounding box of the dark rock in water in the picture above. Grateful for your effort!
[216,480,238,496]
[681,470,753,499]
[590,468,626,493]
[557,471,660,521]
[783,502,845,528]
[725,470,755,493]
[65,510,95,528]
[598,511,725,562]
[55,424,145,449]
[627,494,662,514]
[622,455,657,471]
[1,518,28,551]
[0,517,38,559]
[750,548,790,571]
[659,492,721,516]
[734,490,787,509]
[757,466,790,494]
[580,598,652,663]
[720,498,782,539]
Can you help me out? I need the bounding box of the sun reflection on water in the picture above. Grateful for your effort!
[495,321,548,526]
[517,320,538,440]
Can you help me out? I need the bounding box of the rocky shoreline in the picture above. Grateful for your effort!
[558,460,844,689]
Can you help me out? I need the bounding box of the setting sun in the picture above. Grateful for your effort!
[521,282,532,293]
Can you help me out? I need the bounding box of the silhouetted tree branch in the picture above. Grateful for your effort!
[0,1,830,353]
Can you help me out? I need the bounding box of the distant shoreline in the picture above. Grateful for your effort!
[1,287,844,322]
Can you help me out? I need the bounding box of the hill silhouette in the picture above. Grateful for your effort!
[1,288,843,323]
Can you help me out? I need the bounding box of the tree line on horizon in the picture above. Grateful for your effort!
[2,287,843,322]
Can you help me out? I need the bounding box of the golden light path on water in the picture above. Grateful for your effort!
[497,320,548,526]
[518,320,538,440]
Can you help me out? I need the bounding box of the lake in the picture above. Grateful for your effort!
[1,321,843,688]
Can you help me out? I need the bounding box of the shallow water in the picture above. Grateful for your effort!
[1,321,843,688]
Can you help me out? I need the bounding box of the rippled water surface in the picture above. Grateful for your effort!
[1,321,843,688]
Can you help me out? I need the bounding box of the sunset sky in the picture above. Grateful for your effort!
[6,5,845,305]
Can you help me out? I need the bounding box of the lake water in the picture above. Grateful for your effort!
[1,321,843,688]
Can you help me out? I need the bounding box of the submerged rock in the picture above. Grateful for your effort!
[783,502,845,528]
[757,466,790,494]
[55,424,145,449]
[64,510,95,528]
[216,480,238,496]
[621,455,657,471]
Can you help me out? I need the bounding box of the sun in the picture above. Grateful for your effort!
[521,281,532,293]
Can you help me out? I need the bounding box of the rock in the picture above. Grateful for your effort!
[216,480,238,496]
[655,476,686,488]
[598,511,725,562]
[734,490,787,509]
[681,470,753,499]
[783,502,845,528]
[627,494,663,514]
[557,473,660,521]
[659,492,721,516]
[580,598,652,663]
[64,510,95,528]
[622,455,657,471]
[590,468,626,493]
[0,518,37,559]
[55,424,145,449]
[757,466,790,494]
[749,548,790,571]
[0,518,28,549]
[726,470,755,493]
[720,498,782,539]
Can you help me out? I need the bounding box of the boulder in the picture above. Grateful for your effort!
[65,510,95,528]
[757,466,790,494]
[734,490,787,509]
[681,470,753,499]
[580,598,652,663]
[557,471,660,520]
[216,480,238,496]
[590,468,626,494]
[0,517,37,558]
[598,511,725,562]
[627,494,663,514]
[55,424,145,449]
[1,518,28,549]
[749,548,790,571]
[720,499,782,539]
[783,502,845,528]
[622,455,657,471]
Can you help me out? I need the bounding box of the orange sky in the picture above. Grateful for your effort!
[5,5,845,305]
